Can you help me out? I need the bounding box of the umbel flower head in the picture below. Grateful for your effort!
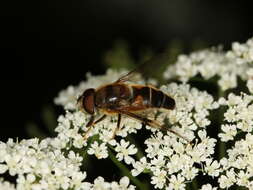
[1,37,253,190]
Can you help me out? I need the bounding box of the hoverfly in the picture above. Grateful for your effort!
[77,57,189,142]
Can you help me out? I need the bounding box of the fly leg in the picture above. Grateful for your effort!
[111,114,121,139]
[115,110,191,144]
[83,114,107,140]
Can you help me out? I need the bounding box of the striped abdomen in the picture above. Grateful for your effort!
[131,85,175,110]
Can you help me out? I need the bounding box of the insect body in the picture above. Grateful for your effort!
[91,83,175,113]
[77,63,188,142]
[78,82,175,139]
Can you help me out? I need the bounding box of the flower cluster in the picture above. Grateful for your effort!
[160,83,218,139]
[226,37,253,65]
[164,38,253,92]
[218,134,253,189]
[200,184,217,190]
[133,129,218,189]
[130,83,219,189]
[54,109,142,150]
[0,178,15,190]
[0,138,87,190]
[216,93,253,189]
[82,176,135,190]
[246,68,253,93]
[1,37,253,189]
[218,93,253,142]
[0,138,135,190]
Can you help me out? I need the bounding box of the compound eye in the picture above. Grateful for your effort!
[83,88,95,114]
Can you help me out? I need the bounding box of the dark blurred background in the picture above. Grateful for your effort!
[0,0,252,141]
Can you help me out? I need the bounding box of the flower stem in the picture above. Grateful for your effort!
[108,148,148,190]
[191,178,198,190]
[218,141,226,160]
[218,88,226,160]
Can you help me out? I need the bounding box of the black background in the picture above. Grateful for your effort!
[0,0,253,141]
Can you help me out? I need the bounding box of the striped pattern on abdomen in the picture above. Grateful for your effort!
[131,86,175,110]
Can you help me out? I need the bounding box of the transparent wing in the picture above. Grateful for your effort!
[114,53,171,84]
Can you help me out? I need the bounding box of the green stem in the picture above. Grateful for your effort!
[108,148,148,190]
[191,178,198,190]
[218,141,226,160]
[218,88,226,160]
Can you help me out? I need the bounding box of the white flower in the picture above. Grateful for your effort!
[226,93,243,106]
[0,164,8,174]
[0,138,87,190]
[219,93,253,140]
[131,157,148,176]
[166,174,186,190]
[151,169,167,189]
[111,176,135,190]
[226,38,253,64]
[115,140,137,164]
[174,55,198,82]
[246,68,253,93]
[185,130,216,164]
[247,68,253,77]
[247,79,253,94]
[223,107,237,122]
[87,142,108,159]
[218,169,236,189]
[166,154,186,174]
[145,133,163,158]
[237,170,251,187]
[200,184,217,190]
[164,43,250,91]
[54,85,78,110]
[87,176,136,190]
[71,171,87,189]
[0,178,15,190]
[150,155,166,172]
[93,177,111,190]
[117,117,142,137]
[181,166,198,180]
[160,83,218,141]
[218,73,237,91]
[55,111,88,149]
[218,124,237,142]
[218,133,253,189]
[204,159,220,177]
